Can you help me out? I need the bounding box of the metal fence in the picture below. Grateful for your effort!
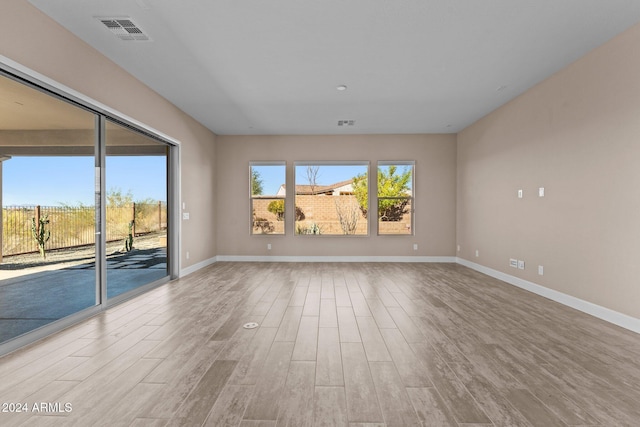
[2,202,167,257]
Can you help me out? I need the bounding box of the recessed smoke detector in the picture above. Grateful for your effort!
[97,17,151,41]
[338,120,355,126]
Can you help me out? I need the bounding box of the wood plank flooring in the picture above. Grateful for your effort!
[1,262,640,426]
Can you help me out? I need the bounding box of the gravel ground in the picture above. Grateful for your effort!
[0,232,165,274]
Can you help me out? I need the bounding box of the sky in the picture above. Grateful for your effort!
[294,165,368,188]
[3,156,167,206]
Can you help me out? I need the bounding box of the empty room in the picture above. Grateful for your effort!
[1,0,640,426]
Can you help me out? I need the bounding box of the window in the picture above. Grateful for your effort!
[377,162,414,235]
[250,162,286,234]
[295,162,368,235]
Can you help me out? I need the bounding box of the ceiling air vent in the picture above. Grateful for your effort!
[97,17,151,41]
[338,120,355,127]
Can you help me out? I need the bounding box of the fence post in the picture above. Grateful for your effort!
[131,203,136,237]
[35,205,41,236]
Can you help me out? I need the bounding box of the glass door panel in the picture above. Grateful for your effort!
[105,120,168,299]
[0,74,97,344]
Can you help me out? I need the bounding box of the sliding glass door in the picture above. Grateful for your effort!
[0,69,174,353]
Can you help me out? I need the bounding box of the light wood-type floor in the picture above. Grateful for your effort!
[1,262,640,426]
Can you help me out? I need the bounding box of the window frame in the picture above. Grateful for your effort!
[376,161,415,236]
[293,161,370,237]
[249,161,287,235]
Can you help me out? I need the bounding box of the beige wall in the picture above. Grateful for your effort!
[457,23,640,318]
[216,134,456,257]
[0,0,218,269]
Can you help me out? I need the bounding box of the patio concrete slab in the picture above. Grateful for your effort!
[0,248,168,344]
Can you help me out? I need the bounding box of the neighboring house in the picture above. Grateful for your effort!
[276,179,354,196]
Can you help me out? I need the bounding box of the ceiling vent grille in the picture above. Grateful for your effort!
[97,17,151,41]
[338,120,355,127]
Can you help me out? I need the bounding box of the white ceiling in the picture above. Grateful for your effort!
[27,0,640,135]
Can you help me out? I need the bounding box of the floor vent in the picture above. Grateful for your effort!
[97,17,151,41]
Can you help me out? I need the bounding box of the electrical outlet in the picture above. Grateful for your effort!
[457,245,461,252]
[186,251,190,260]
[267,243,272,250]
[518,260,525,270]
[518,189,523,198]
[413,244,418,251]
[183,212,190,220]
[538,265,544,275]
[475,249,479,257]
[538,187,545,197]
[510,259,518,268]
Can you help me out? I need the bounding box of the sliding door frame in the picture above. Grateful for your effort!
[96,115,107,305]
[0,56,180,355]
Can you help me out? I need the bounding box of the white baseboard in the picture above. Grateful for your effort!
[456,257,640,334]
[179,256,217,277]
[215,255,456,263]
